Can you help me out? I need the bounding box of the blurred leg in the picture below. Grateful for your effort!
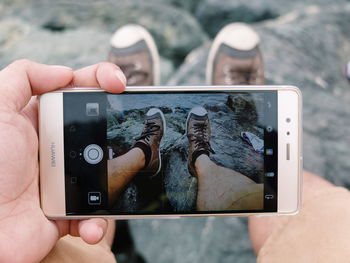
[249,171,350,262]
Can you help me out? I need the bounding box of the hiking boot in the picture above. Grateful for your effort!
[108,24,160,86]
[206,23,265,85]
[133,108,165,176]
[186,106,215,176]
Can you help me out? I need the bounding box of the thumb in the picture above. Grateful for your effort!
[0,59,73,112]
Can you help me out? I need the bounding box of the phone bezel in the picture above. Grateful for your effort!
[39,86,302,219]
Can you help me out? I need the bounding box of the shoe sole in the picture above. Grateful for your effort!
[206,23,260,85]
[110,24,160,85]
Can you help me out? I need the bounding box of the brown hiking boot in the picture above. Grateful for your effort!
[133,108,166,176]
[108,24,160,86]
[206,23,264,85]
[186,106,215,176]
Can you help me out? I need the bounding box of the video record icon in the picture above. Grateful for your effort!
[88,192,101,205]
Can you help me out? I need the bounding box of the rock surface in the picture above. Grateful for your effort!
[0,0,208,65]
[107,93,264,212]
[194,0,349,37]
[1,0,350,262]
[130,217,254,263]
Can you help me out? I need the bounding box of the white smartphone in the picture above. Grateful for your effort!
[39,86,302,219]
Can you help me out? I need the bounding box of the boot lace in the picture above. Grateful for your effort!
[190,122,215,154]
[136,120,160,143]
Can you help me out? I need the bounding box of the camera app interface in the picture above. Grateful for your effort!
[63,91,277,215]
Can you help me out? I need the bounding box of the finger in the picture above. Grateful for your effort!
[0,59,73,112]
[105,220,116,248]
[54,219,77,238]
[72,62,126,94]
[78,218,108,245]
[22,96,39,131]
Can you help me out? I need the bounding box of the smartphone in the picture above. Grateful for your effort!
[39,86,302,219]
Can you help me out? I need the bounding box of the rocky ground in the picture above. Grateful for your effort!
[107,93,264,213]
[1,0,350,262]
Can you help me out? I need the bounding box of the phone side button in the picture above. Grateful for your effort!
[135,216,181,220]
[255,214,274,217]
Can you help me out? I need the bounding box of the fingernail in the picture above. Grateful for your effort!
[51,65,72,71]
[115,69,127,86]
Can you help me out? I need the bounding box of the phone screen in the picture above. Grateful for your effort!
[63,91,277,215]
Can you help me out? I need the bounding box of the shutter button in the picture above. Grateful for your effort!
[83,144,103,164]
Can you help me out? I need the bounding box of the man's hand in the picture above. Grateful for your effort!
[0,59,126,263]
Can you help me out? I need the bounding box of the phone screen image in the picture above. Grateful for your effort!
[63,91,277,216]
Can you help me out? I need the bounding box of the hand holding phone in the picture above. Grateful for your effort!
[39,86,302,218]
[0,60,127,263]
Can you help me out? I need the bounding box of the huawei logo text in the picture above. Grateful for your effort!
[50,142,56,167]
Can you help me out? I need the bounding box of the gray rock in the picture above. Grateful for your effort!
[1,0,208,61]
[151,0,200,13]
[0,20,113,70]
[160,57,175,84]
[0,18,175,84]
[195,0,279,37]
[195,0,348,37]
[0,0,200,16]
[167,43,210,85]
[130,217,256,263]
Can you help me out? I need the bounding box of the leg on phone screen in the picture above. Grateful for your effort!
[108,148,145,204]
[186,106,263,211]
[108,108,165,205]
[195,154,263,211]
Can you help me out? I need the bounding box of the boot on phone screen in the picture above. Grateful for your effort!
[186,106,215,177]
[133,108,166,176]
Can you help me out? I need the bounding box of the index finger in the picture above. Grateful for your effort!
[72,62,126,94]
